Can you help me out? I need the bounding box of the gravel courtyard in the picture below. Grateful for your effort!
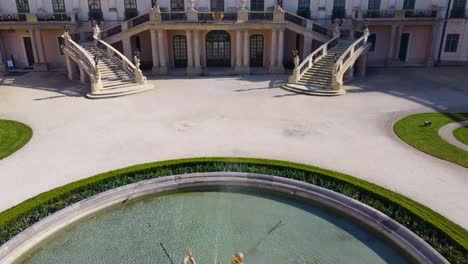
[0,67,467,229]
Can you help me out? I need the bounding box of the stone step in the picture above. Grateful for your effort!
[86,84,154,99]
[297,81,331,87]
[282,83,345,96]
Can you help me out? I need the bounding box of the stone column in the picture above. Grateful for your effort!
[79,66,86,84]
[386,25,397,66]
[157,30,168,74]
[122,37,132,59]
[303,33,313,59]
[243,30,249,69]
[393,25,403,62]
[186,30,195,75]
[426,24,438,66]
[0,39,5,72]
[270,29,277,71]
[235,30,243,73]
[150,29,160,75]
[193,30,202,75]
[65,56,78,80]
[35,29,46,64]
[277,29,285,71]
[29,29,40,70]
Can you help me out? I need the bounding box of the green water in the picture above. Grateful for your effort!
[23,190,413,264]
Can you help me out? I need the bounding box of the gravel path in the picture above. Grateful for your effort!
[0,67,468,229]
[438,121,468,151]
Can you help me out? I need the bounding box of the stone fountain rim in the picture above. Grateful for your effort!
[0,172,448,264]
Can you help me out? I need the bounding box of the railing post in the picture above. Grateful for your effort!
[121,21,128,32]
[273,4,285,22]
[306,20,313,30]
[71,12,77,23]
[26,13,37,22]
[187,11,199,22]
[237,9,249,22]
[150,6,162,22]
[331,73,343,90]
[288,68,301,83]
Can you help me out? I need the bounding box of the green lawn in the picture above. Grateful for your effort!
[394,113,468,168]
[0,120,32,160]
[453,126,468,145]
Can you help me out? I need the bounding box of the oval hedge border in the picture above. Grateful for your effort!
[0,158,467,263]
[0,119,32,160]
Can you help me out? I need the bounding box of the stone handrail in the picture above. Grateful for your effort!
[62,33,101,93]
[331,34,369,89]
[333,35,367,74]
[94,37,146,84]
[127,13,150,28]
[288,34,340,83]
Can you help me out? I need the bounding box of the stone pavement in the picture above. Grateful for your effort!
[438,121,468,151]
[0,67,467,229]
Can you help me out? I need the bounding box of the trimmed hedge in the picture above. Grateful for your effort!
[0,120,32,160]
[394,113,468,168]
[0,158,467,263]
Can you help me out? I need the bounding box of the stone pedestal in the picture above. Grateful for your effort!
[187,11,198,22]
[237,10,248,22]
[273,10,285,22]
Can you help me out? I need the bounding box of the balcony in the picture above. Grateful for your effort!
[0,12,77,25]
[0,14,27,22]
[353,8,438,21]
[37,13,72,21]
[450,8,468,19]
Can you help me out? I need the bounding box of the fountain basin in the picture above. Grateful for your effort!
[0,172,447,264]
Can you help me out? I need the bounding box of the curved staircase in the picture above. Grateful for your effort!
[283,32,371,96]
[62,32,152,99]
[81,45,152,98]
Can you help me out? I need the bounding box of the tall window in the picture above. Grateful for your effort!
[368,0,381,10]
[88,0,102,20]
[444,34,460,52]
[88,0,101,10]
[451,0,467,18]
[297,0,310,18]
[16,0,30,13]
[171,0,185,11]
[332,0,346,19]
[124,0,137,9]
[124,0,138,19]
[52,0,66,13]
[211,0,224,11]
[402,0,415,10]
[251,0,264,11]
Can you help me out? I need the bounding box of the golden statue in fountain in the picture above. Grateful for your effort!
[182,248,244,264]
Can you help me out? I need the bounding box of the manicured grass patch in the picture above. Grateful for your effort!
[0,120,32,160]
[394,113,468,168]
[0,158,467,263]
[453,126,468,146]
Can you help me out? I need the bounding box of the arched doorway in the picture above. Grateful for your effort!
[173,35,187,68]
[206,30,231,67]
[250,34,264,67]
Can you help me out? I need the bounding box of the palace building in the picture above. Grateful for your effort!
[0,0,466,97]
